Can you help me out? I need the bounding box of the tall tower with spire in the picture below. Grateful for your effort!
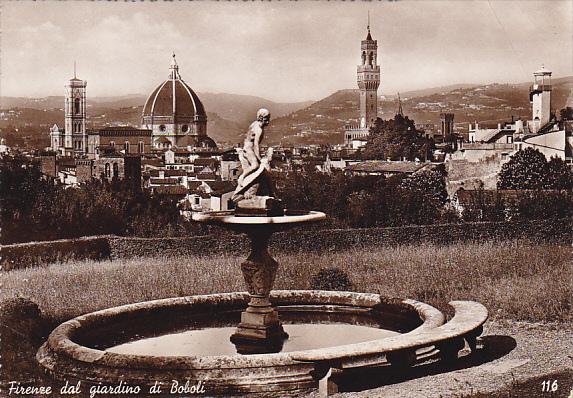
[64,63,87,156]
[344,16,381,147]
[357,16,380,129]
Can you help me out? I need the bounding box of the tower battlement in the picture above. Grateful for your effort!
[345,20,381,147]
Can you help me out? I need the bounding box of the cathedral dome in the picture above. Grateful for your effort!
[142,54,206,124]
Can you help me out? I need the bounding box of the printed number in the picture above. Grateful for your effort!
[541,380,558,392]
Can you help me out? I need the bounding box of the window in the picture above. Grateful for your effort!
[105,163,110,178]
[124,141,130,153]
[182,124,189,133]
[74,98,80,114]
[110,141,115,148]
[139,141,145,154]
[507,136,513,144]
[113,163,119,178]
[159,124,166,132]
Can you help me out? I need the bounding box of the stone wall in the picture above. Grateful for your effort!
[39,155,57,178]
[446,157,504,195]
[2,219,571,270]
[75,160,93,183]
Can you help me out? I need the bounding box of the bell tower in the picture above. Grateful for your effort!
[65,62,87,156]
[357,16,380,129]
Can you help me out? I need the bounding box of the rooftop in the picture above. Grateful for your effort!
[346,161,428,174]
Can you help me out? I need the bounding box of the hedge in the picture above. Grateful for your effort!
[1,219,571,270]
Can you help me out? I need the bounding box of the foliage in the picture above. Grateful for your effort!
[497,148,547,190]
[310,268,353,291]
[559,106,573,121]
[514,190,573,220]
[362,114,432,161]
[458,188,573,222]
[275,166,451,228]
[0,155,198,244]
[400,165,448,204]
[497,148,573,190]
[544,157,573,189]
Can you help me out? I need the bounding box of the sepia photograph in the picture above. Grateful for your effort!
[0,1,572,397]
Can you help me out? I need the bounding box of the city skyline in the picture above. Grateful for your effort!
[2,1,572,103]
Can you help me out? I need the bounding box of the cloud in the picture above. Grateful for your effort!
[1,1,571,102]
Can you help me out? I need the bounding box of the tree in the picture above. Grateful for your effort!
[544,157,573,190]
[400,167,448,204]
[0,155,198,244]
[497,148,549,190]
[363,114,429,161]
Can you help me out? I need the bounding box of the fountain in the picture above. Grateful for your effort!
[192,210,327,354]
[37,109,488,396]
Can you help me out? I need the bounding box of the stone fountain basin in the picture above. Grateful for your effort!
[37,291,446,395]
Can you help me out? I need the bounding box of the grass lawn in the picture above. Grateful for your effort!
[1,240,571,324]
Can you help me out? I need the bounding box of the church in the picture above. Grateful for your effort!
[50,54,217,157]
[142,53,217,150]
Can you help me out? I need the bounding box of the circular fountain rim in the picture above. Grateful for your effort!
[191,210,327,225]
[40,290,445,370]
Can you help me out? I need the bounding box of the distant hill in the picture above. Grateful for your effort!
[198,93,313,127]
[2,77,571,147]
[0,93,312,127]
[266,76,573,145]
[394,84,480,99]
[0,92,312,148]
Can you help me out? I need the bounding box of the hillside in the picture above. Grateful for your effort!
[0,93,312,127]
[0,93,312,148]
[265,76,573,145]
[2,77,571,148]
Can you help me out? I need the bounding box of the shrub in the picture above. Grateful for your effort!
[310,267,353,291]
[0,298,48,384]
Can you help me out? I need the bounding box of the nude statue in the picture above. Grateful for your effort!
[237,108,270,186]
[232,108,283,215]
[232,109,273,203]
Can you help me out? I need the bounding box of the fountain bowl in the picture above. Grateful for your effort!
[37,290,449,395]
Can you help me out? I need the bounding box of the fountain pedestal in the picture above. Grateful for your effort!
[231,229,288,353]
[191,211,326,354]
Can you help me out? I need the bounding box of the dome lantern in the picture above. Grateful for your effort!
[169,52,180,80]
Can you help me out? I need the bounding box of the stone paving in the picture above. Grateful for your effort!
[321,320,573,398]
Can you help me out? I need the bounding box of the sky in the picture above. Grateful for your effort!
[1,1,572,103]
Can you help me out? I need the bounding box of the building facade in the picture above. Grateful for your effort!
[344,22,381,147]
[87,127,153,159]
